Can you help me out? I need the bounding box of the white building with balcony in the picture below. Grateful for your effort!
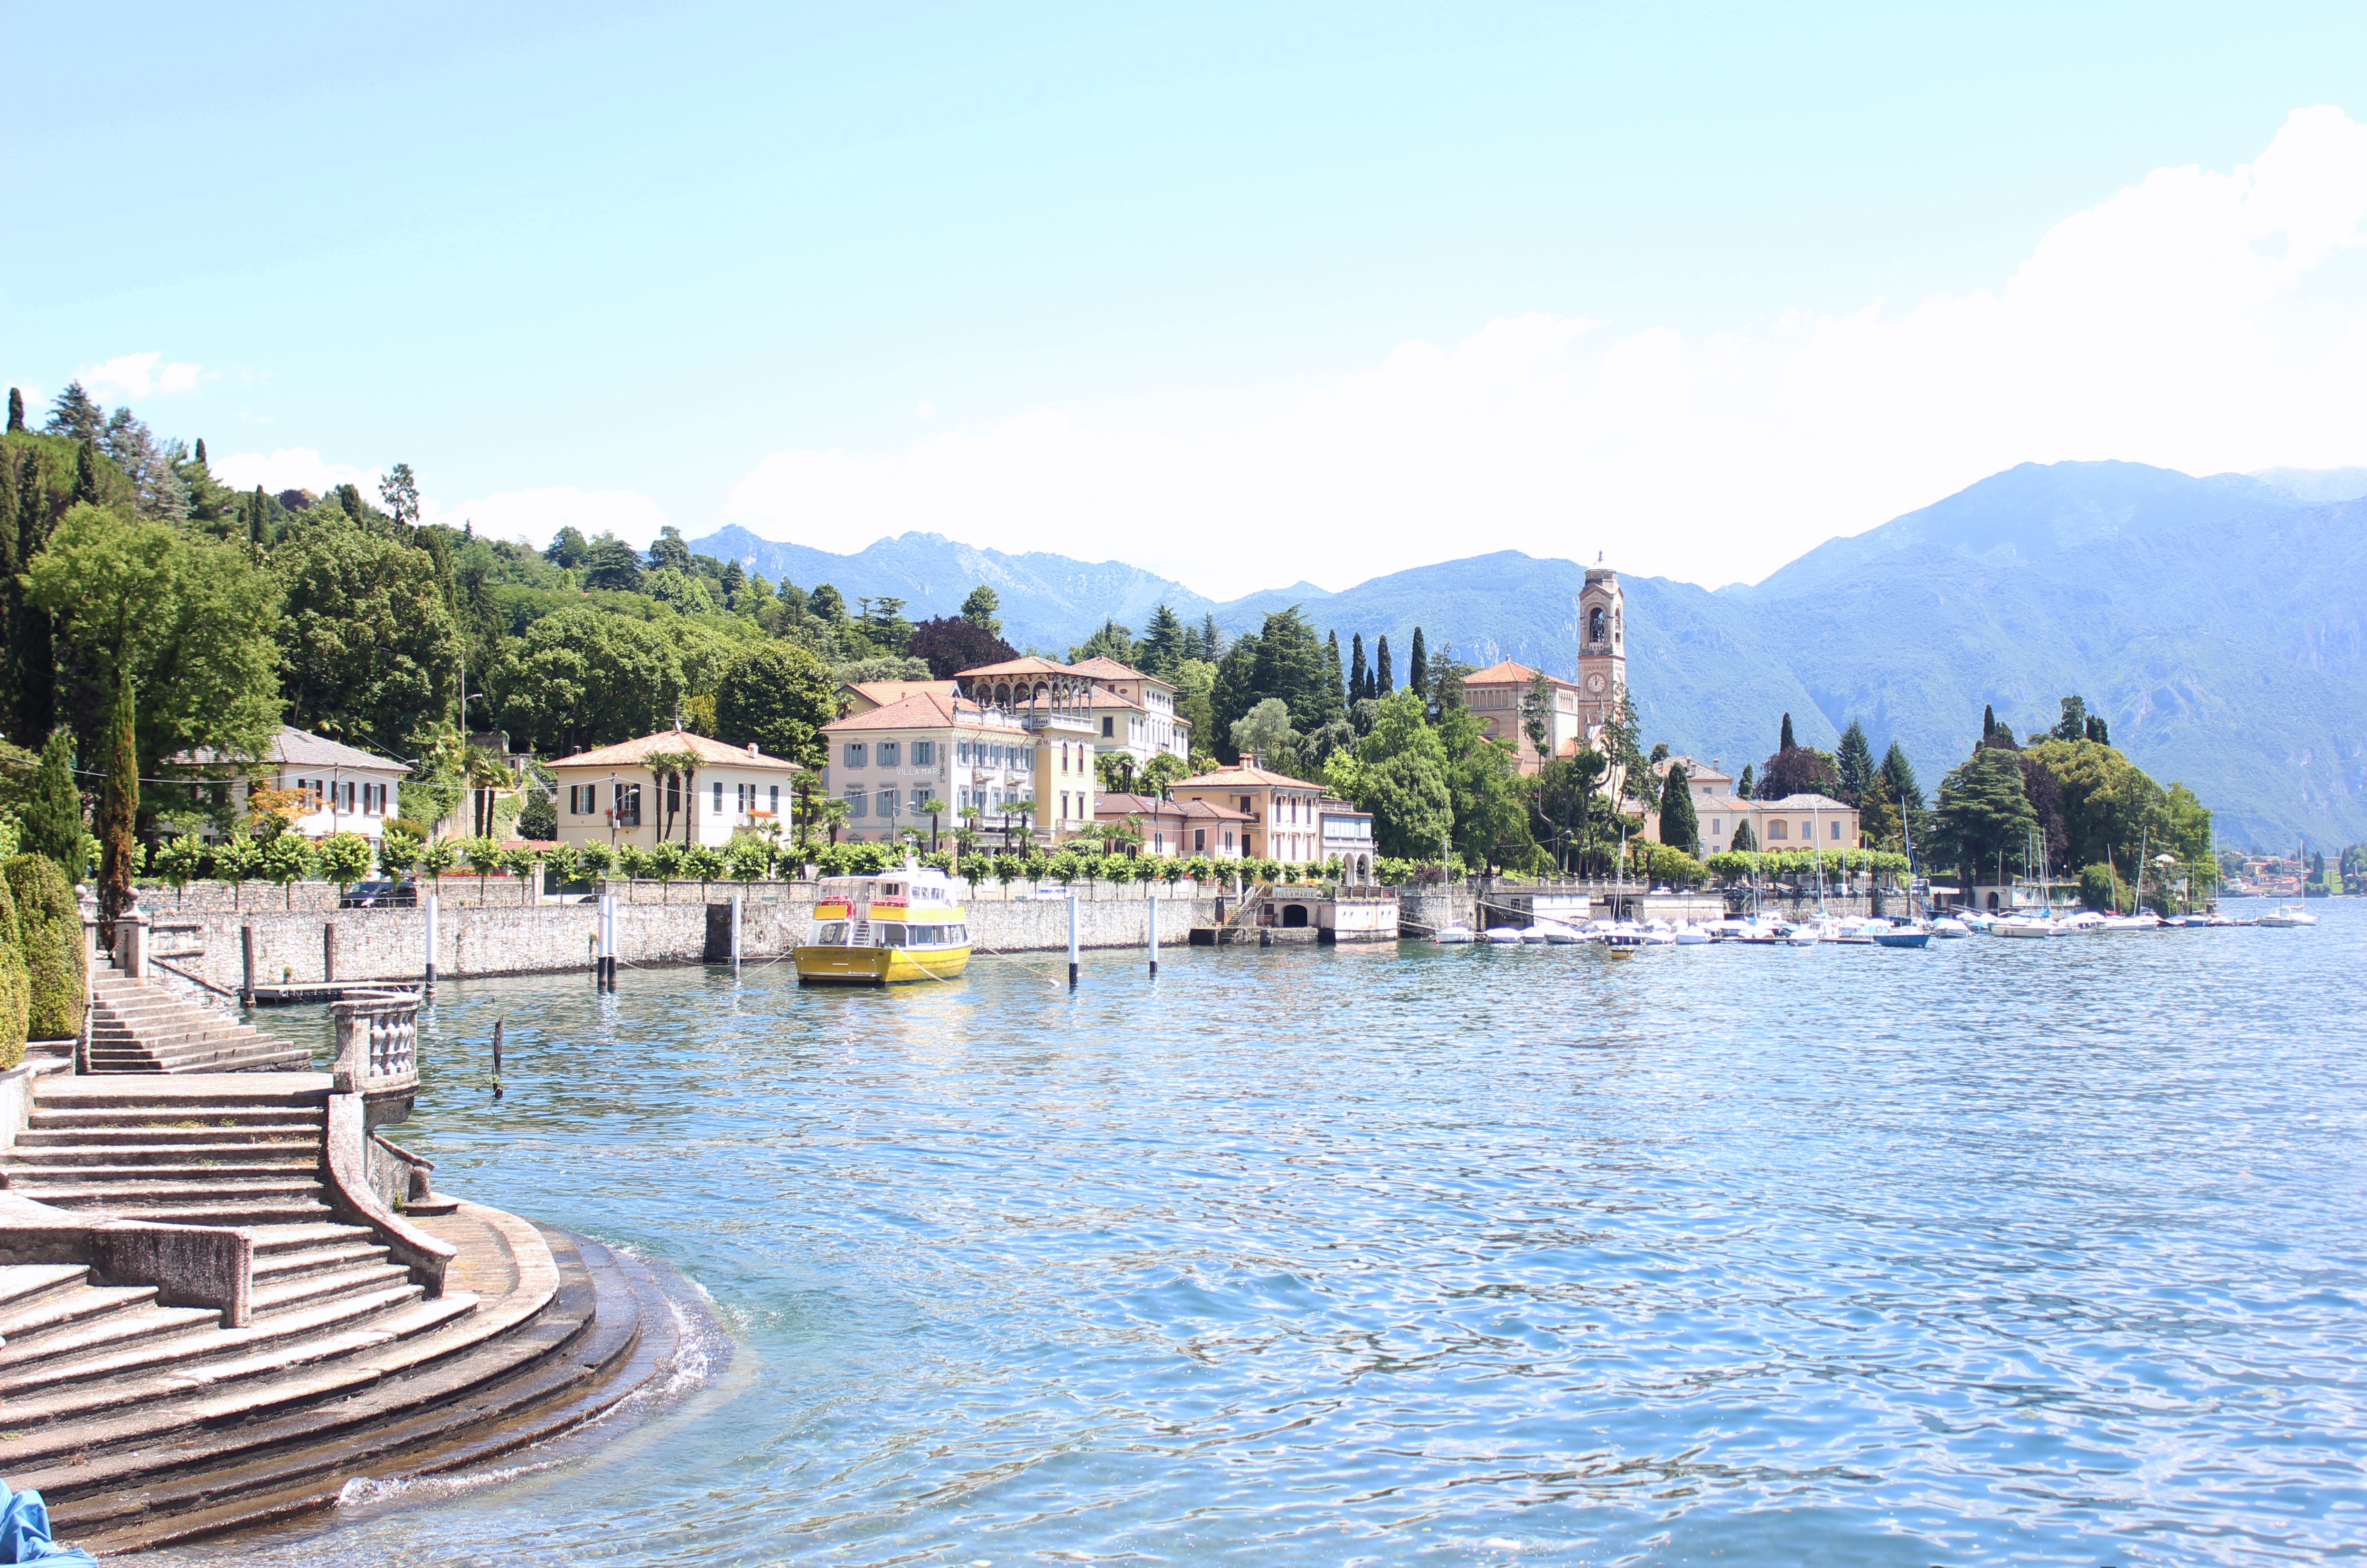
[545,729,804,849]
[1069,655,1193,763]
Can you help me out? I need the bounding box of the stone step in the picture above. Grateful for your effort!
[0,1142,320,1168]
[0,1263,96,1315]
[0,1281,160,1343]
[249,1260,414,1317]
[30,1107,326,1132]
[253,1240,390,1282]
[28,1195,339,1227]
[13,1123,323,1148]
[0,1316,224,1394]
[35,1089,328,1113]
[244,1222,376,1255]
[5,1162,319,1187]
[0,1294,223,1371]
[11,1176,325,1206]
[0,1293,479,1429]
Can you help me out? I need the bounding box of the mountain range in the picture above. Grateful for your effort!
[693,462,2367,848]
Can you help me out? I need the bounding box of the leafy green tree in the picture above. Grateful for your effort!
[275,511,460,753]
[1931,745,2039,891]
[211,833,260,909]
[460,834,503,896]
[22,728,82,875]
[490,606,685,755]
[26,505,282,826]
[1346,691,1453,859]
[580,532,644,591]
[725,835,773,883]
[1230,698,1298,770]
[2052,695,2088,742]
[1834,720,1876,805]
[544,526,590,569]
[155,832,207,905]
[1436,701,1531,870]
[1758,744,1841,801]
[713,643,839,768]
[1658,760,1700,854]
[262,832,315,908]
[681,842,725,890]
[809,582,846,622]
[648,525,692,573]
[378,828,423,882]
[959,584,1003,636]
[576,840,617,882]
[417,835,458,887]
[502,843,547,903]
[907,615,1015,677]
[318,831,375,893]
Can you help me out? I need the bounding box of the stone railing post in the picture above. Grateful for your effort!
[332,991,421,1117]
[113,911,151,981]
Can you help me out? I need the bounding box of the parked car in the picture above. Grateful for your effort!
[339,878,418,909]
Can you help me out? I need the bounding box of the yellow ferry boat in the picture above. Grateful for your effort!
[794,860,974,984]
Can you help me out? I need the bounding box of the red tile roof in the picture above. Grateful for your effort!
[821,692,1012,733]
[1464,659,1578,688]
[1096,792,1253,823]
[1172,759,1323,791]
[955,655,1078,678]
[1068,655,1146,682]
[845,679,956,708]
[546,729,804,771]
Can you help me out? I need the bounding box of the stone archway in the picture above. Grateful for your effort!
[1281,903,1310,928]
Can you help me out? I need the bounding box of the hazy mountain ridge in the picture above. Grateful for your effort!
[693,464,2367,846]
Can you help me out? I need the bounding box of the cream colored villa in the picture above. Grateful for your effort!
[822,685,1103,846]
[545,729,804,850]
[1166,757,1330,864]
[1068,655,1193,763]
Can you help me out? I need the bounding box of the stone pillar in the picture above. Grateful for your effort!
[323,921,338,984]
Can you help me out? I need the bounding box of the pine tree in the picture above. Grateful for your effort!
[1878,742,1923,812]
[5,388,21,433]
[1349,633,1368,702]
[1199,613,1223,662]
[959,584,1002,634]
[23,728,82,873]
[97,671,138,947]
[1375,635,1393,695]
[1835,719,1875,805]
[1139,603,1185,677]
[1408,628,1428,699]
[74,441,100,506]
[1778,711,1795,752]
[1736,763,1754,800]
[42,382,104,444]
[2085,714,2110,746]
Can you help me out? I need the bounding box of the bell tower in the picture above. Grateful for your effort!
[1576,563,1625,730]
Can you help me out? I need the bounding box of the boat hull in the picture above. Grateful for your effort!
[1874,931,1931,948]
[794,944,973,985]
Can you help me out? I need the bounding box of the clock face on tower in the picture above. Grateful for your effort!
[1586,672,1607,694]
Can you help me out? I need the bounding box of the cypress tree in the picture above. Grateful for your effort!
[1982,703,1997,740]
[1408,628,1428,699]
[193,437,207,469]
[96,671,137,948]
[1375,635,1393,695]
[1736,762,1754,800]
[5,388,21,433]
[1658,761,1699,855]
[73,440,99,506]
[1322,629,1346,721]
[12,450,56,741]
[1349,633,1368,702]
[23,728,82,875]
[1779,711,1794,751]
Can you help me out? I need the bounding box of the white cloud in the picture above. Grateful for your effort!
[429,487,676,550]
[213,446,383,499]
[80,351,203,401]
[723,105,2367,596]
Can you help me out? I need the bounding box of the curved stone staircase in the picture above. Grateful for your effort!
[0,1001,697,1552]
[86,972,310,1074]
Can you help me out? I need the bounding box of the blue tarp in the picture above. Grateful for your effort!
[0,1483,95,1565]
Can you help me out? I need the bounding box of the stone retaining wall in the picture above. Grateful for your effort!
[163,893,1226,990]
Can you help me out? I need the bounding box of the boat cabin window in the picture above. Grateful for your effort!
[813,921,848,945]
[882,925,908,946]
[880,882,901,896]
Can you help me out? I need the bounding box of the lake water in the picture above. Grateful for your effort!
[142,903,2367,1567]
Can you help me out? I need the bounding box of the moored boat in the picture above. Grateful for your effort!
[795,861,974,984]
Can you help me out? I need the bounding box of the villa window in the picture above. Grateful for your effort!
[1194,829,1206,852]
[877,789,899,818]
[1831,820,1842,840]
[615,784,642,826]
[1102,717,1114,737]
[846,787,867,820]
[878,742,900,767]
[1768,820,1787,841]
[1800,821,1812,839]
[713,780,724,816]
[911,788,929,814]
[844,743,866,769]
[769,784,780,816]
[1710,819,1721,834]
[912,741,935,766]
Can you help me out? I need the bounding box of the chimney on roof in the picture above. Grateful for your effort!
[747,742,758,757]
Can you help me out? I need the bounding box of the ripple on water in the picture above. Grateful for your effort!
[138,905,2367,1567]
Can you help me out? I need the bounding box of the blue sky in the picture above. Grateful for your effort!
[7,2,2365,593]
